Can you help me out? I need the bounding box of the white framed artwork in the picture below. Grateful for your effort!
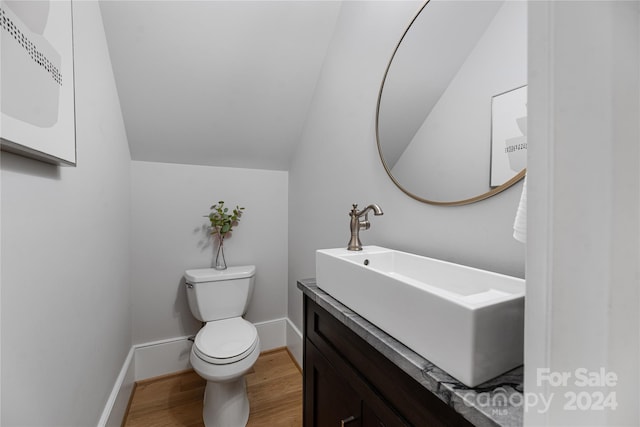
[1,0,76,166]
[490,85,527,187]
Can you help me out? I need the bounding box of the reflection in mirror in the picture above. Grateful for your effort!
[377,0,527,205]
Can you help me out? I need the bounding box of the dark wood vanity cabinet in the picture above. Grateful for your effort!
[305,340,403,427]
[303,296,474,427]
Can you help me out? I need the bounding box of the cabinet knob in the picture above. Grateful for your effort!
[341,415,357,426]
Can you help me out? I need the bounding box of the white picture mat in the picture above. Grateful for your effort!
[1,0,76,165]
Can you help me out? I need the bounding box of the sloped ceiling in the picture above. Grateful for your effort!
[99,1,341,170]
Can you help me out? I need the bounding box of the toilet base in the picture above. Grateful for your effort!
[203,377,250,427]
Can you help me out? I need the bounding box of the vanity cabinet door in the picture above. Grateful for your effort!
[361,402,407,427]
[304,341,362,427]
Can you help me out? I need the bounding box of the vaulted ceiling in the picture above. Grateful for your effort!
[99,1,341,170]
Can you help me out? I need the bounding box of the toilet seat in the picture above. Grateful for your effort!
[194,317,258,365]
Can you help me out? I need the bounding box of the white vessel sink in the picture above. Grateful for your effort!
[316,246,524,387]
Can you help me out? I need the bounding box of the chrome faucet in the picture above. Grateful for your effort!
[347,203,383,251]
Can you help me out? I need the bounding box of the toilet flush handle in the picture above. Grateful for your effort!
[186,282,194,289]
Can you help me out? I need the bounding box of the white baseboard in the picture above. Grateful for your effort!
[134,336,193,381]
[98,317,290,426]
[134,318,289,381]
[254,317,287,352]
[97,347,135,427]
[285,319,303,368]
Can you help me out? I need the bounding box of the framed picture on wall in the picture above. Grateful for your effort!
[1,0,76,166]
[490,85,527,187]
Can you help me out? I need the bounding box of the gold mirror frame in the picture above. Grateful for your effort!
[375,1,526,207]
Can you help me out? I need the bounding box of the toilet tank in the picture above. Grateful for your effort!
[184,265,256,322]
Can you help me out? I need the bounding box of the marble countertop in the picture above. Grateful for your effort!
[298,279,523,427]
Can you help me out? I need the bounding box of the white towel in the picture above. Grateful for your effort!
[513,175,527,243]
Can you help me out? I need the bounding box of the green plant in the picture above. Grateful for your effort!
[207,201,245,239]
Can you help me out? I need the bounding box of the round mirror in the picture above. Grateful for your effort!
[376,0,527,206]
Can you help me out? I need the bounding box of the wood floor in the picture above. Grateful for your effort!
[123,348,302,427]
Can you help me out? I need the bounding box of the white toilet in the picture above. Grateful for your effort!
[184,265,261,427]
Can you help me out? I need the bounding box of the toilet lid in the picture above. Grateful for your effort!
[193,317,258,365]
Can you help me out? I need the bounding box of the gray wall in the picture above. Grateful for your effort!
[287,1,525,332]
[131,161,288,344]
[1,2,132,425]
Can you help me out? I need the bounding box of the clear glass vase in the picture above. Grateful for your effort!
[214,235,227,270]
